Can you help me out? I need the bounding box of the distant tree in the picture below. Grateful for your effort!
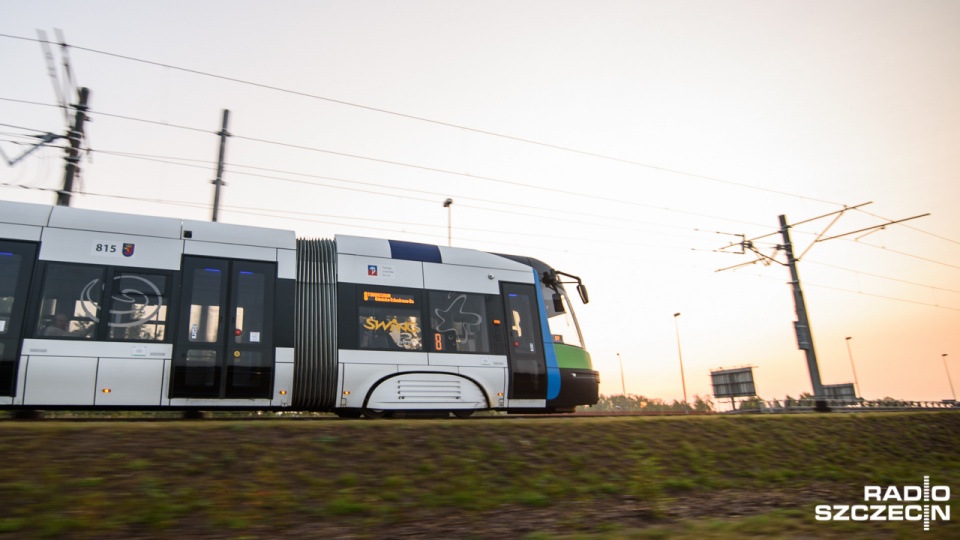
[692,394,715,412]
[583,394,715,413]
[738,396,763,410]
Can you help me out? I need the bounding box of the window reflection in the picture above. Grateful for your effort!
[108,273,168,341]
[429,291,490,353]
[36,264,103,339]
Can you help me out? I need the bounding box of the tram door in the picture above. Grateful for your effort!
[0,241,38,397]
[501,282,547,400]
[171,257,276,399]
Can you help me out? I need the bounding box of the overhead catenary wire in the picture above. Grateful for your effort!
[8,104,958,276]
[6,100,770,229]
[83,147,960,272]
[0,180,715,269]
[5,174,959,312]
[8,169,956,304]
[2,38,956,263]
[8,97,956,247]
[804,259,960,295]
[87,147,728,239]
[2,37,956,246]
[855,207,960,247]
[91,148,720,247]
[0,32,846,207]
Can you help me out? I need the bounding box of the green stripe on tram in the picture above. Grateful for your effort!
[553,344,593,370]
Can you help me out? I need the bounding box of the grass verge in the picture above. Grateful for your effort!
[0,412,957,538]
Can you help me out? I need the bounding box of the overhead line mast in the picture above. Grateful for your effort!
[716,203,930,411]
[57,86,90,207]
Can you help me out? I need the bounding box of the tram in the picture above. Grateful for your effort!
[0,200,598,417]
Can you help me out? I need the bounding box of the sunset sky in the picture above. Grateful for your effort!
[2,1,958,407]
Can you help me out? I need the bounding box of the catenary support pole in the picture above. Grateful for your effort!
[779,214,828,412]
[211,109,230,222]
[57,87,89,207]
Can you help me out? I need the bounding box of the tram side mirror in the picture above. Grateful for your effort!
[577,284,589,304]
[552,293,565,314]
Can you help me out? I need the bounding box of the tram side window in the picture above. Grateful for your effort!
[107,273,169,341]
[234,270,266,345]
[187,267,223,343]
[0,251,22,337]
[506,293,538,357]
[35,264,104,339]
[357,289,422,351]
[428,291,492,353]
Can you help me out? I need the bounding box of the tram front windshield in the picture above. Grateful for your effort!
[542,284,584,349]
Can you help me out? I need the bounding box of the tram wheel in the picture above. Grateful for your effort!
[452,410,475,418]
[362,408,387,419]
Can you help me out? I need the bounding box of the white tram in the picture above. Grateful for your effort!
[0,200,598,417]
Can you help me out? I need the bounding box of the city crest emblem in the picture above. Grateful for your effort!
[122,243,135,257]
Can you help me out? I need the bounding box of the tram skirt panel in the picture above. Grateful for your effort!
[366,373,487,410]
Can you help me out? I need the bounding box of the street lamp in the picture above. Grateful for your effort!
[443,198,453,246]
[617,352,626,396]
[673,312,688,413]
[943,354,956,402]
[845,337,862,398]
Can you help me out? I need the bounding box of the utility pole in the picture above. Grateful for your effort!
[617,352,626,395]
[779,214,828,411]
[845,337,862,399]
[443,198,454,246]
[57,86,90,207]
[943,354,956,402]
[211,109,230,222]
[673,312,689,413]
[717,205,928,412]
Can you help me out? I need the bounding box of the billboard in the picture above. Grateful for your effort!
[711,367,757,399]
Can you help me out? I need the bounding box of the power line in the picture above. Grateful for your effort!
[0,32,845,207]
[0,181,695,261]
[855,206,960,246]
[0,96,62,109]
[93,148,729,241]
[10,95,957,269]
[223,162,719,238]
[232,133,770,228]
[86,148,960,272]
[4,181,957,312]
[4,40,955,247]
[802,281,960,312]
[91,109,214,135]
[0,122,53,133]
[805,259,960,295]
[39,103,772,229]
[852,241,960,271]
[734,266,960,312]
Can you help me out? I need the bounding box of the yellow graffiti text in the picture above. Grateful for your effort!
[363,317,420,334]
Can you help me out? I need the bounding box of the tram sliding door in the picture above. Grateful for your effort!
[501,282,547,400]
[0,241,38,397]
[171,256,276,399]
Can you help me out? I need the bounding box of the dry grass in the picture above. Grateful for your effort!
[0,412,957,538]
